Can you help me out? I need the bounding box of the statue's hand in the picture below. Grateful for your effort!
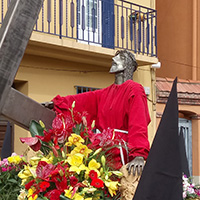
[126,156,144,176]
[41,101,54,109]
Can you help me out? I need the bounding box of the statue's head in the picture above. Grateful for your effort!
[109,50,138,77]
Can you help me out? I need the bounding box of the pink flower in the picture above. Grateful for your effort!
[2,167,7,172]
[195,188,200,196]
[20,137,41,151]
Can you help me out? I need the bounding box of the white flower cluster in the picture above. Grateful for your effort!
[183,174,196,199]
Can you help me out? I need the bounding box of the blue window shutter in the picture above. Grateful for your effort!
[102,0,114,49]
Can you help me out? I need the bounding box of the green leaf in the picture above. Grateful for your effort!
[37,197,48,200]
[60,195,72,200]
[29,120,44,137]
[8,178,18,184]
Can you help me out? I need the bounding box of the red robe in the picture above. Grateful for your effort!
[53,80,150,169]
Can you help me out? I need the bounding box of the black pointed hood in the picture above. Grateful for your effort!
[133,78,183,200]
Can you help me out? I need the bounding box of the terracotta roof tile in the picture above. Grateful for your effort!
[156,77,200,94]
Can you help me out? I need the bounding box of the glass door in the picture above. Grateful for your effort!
[77,0,102,45]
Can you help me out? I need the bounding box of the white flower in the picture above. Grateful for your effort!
[183,191,187,198]
[18,189,27,200]
[187,186,195,194]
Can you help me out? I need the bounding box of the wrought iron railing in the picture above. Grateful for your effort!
[0,0,157,57]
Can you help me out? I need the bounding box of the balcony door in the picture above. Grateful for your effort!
[77,0,114,48]
[77,0,102,45]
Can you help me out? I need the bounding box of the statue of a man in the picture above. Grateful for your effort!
[44,50,150,175]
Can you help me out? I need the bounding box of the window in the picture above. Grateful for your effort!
[179,118,192,175]
[77,0,102,45]
[75,85,100,133]
[75,85,100,94]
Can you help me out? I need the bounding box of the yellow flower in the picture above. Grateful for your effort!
[105,181,119,197]
[73,193,84,200]
[101,155,106,167]
[66,134,85,146]
[92,148,102,157]
[67,153,84,167]
[18,165,36,185]
[8,155,22,164]
[83,159,101,179]
[64,187,73,198]
[27,188,37,200]
[72,101,75,109]
[39,120,45,129]
[69,163,88,174]
[82,187,97,194]
[28,195,38,200]
[41,154,53,164]
[71,143,92,157]
[111,171,123,177]
[88,159,101,170]
[29,156,41,167]
[91,120,95,129]
[85,198,93,200]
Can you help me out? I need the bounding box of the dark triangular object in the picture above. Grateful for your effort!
[133,78,183,200]
[179,126,190,177]
[1,122,12,159]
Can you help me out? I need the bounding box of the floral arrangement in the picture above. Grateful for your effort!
[18,102,122,200]
[183,174,200,200]
[0,153,26,199]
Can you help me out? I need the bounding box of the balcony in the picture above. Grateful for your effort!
[0,0,157,65]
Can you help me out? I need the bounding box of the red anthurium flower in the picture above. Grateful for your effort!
[89,170,98,180]
[44,189,61,200]
[36,161,55,181]
[69,176,79,187]
[91,178,104,188]
[39,181,50,192]
[52,113,65,130]
[55,129,68,144]
[50,164,69,192]
[55,176,68,192]
[25,179,35,190]
[63,114,74,133]
[20,137,41,151]
[36,130,52,143]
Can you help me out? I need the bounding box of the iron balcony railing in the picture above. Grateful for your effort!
[0,0,157,57]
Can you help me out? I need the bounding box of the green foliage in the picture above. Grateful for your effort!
[29,120,44,137]
[60,195,71,200]
[29,120,50,155]
[0,169,22,200]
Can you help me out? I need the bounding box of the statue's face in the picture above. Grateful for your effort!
[109,53,126,73]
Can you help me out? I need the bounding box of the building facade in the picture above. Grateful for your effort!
[156,0,200,181]
[0,0,158,159]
